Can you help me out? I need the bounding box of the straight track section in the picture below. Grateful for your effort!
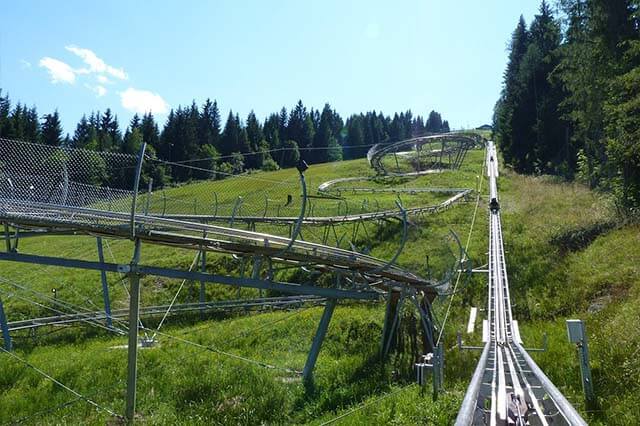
[455,142,586,426]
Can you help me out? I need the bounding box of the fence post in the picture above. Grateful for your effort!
[0,295,12,351]
[125,239,142,422]
[199,247,206,319]
[96,237,112,328]
[144,178,153,216]
[130,143,147,240]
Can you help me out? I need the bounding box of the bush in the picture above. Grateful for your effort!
[261,157,279,172]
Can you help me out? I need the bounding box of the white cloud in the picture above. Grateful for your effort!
[38,57,76,84]
[65,45,127,80]
[120,88,169,114]
[85,84,107,98]
[20,59,32,69]
[96,75,112,84]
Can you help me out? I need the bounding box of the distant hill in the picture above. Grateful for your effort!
[476,124,492,131]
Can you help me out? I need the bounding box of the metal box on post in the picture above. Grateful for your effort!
[566,319,585,344]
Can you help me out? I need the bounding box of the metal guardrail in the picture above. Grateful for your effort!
[455,343,490,425]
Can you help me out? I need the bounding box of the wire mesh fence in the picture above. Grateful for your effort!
[0,138,139,228]
[0,135,475,233]
[0,135,479,288]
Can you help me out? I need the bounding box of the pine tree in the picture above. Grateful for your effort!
[287,100,307,146]
[312,104,334,164]
[236,114,251,154]
[198,98,221,150]
[24,107,40,143]
[221,111,240,157]
[98,109,121,151]
[245,111,264,168]
[494,16,532,169]
[526,0,566,173]
[344,116,365,160]
[389,113,405,142]
[425,110,444,133]
[73,115,92,148]
[9,103,25,139]
[141,112,160,148]
[263,113,281,150]
[129,114,141,131]
[278,107,288,142]
[159,109,176,161]
[123,126,143,155]
[0,89,11,137]
[41,111,63,146]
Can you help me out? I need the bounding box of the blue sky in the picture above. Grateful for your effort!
[1,1,543,134]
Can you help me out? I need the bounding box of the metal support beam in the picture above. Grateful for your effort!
[4,223,13,253]
[199,249,206,319]
[302,299,336,383]
[0,295,12,351]
[380,290,395,355]
[96,237,113,328]
[0,252,380,301]
[383,291,405,358]
[125,239,142,423]
[252,256,263,298]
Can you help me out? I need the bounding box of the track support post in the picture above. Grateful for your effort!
[567,319,596,410]
[432,341,444,400]
[125,239,142,423]
[302,298,336,384]
[3,224,10,253]
[96,237,113,328]
[382,290,405,359]
[199,244,207,319]
[0,295,12,351]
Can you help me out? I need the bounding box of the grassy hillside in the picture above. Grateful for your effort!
[0,147,638,424]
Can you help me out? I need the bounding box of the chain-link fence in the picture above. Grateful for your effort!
[0,138,139,228]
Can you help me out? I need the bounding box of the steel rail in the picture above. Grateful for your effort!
[7,295,323,331]
[132,190,470,224]
[0,201,432,287]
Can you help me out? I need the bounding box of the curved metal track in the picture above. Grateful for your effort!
[0,134,479,337]
[455,142,586,426]
[367,133,480,175]
[155,189,470,225]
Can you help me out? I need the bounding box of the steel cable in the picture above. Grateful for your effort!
[0,346,123,420]
[435,145,485,347]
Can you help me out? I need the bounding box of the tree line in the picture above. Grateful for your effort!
[0,90,450,187]
[493,0,640,209]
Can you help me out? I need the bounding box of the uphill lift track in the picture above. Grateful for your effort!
[0,134,479,421]
[455,143,587,426]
